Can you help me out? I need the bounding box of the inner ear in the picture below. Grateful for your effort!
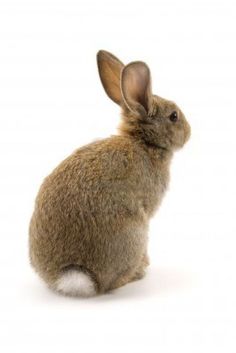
[121,61,152,115]
[97,50,124,105]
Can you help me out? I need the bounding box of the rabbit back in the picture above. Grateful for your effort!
[29,136,160,294]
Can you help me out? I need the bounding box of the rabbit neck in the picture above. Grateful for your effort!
[137,140,173,218]
[145,143,173,167]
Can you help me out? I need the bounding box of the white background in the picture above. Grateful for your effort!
[0,0,235,352]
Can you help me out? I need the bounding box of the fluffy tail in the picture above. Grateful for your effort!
[55,265,97,297]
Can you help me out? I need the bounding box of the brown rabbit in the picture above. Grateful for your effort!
[29,50,191,297]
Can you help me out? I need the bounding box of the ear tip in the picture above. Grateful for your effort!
[124,61,150,71]
[97,49,105,56]
[97,50,105,62]
[97,50,112,60]
[97,50,114,67]
[122,61,151,80]
[97,50,125,67]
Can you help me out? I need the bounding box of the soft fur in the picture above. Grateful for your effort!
[29,50,191,296]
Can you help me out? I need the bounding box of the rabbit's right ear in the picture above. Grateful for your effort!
[97,50,124,105]
[121,61,152,116]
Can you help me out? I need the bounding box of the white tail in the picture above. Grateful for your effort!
[55,269,96,297]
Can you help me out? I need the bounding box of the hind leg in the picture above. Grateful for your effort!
[109,268,135,291]
[109,252,149,291]
[130,252,149,281]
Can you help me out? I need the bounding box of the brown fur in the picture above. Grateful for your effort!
[29,50,191,296]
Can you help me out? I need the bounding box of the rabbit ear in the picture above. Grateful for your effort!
[121,61,152,115]
[97,50,124,105]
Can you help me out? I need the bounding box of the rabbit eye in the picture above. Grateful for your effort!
[169,111,178,122]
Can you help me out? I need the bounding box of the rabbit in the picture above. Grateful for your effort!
[29,50,191,297]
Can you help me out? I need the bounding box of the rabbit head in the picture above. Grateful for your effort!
[97,50,191,151]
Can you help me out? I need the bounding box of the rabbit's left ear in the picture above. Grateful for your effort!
[97,50,124,105]
[121,61,152,116]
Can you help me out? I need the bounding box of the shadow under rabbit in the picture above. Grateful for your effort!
[94,266,193,302]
